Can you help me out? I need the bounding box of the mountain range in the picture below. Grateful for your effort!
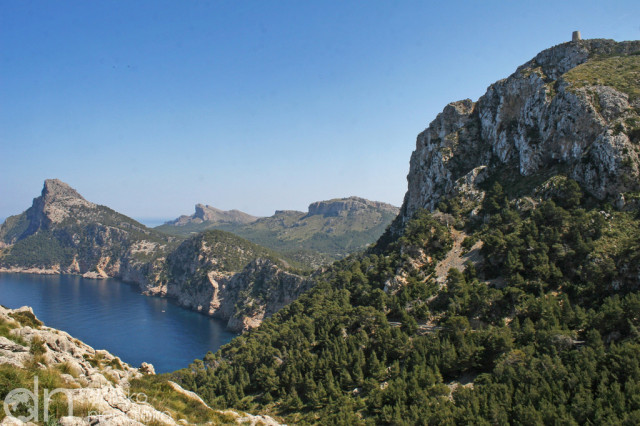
[0,180,395,331]
[156,197,399,267]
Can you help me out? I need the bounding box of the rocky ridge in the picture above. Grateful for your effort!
[307,196,398,217]
[157,197,399,269]
[400,38,640,224]
[166,204,259,227]
[205,197,400,268]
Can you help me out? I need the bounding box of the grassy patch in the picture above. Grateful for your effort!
[564,55,640,100]
[82,352,106,370]
[9,311,43,329]
[0,365,73,422]
[29,336,47,357]
[129,375,236,425]
[592,211,640,257]
[0,317,27,346]
[55,361,81,378]
[108,357,123,370]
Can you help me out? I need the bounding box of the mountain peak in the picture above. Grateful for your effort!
[26,179,95,229]
[41,179,86,203]
[401,38,640,222]
[514,38,640,81]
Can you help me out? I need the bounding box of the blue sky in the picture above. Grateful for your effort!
[1,1,639,223]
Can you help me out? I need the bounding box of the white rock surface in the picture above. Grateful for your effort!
[401,39,640,223]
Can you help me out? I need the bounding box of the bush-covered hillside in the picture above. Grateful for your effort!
[157,198,399,268]
[172,179,640,424]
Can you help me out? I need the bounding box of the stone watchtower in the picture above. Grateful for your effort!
[572,31,582,42]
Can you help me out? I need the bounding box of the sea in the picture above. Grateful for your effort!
[0,272,236,373]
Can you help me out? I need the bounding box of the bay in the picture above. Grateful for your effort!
[0,272,237,373]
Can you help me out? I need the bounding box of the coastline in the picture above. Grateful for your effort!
[0,267,248,333]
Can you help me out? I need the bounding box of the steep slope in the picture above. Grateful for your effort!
[172,38,640,424]
[0,179,173,284]
[399,38,640,226]
[0,305,279,425]
[146,230,315,333]
[159,196,399,268]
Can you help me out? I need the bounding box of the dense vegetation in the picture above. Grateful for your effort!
[165,229,305,275]
[172,178,640,424]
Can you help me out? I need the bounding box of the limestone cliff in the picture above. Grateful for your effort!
[307,196,398,217]
[400,38,640,224]
[146,230,314,333]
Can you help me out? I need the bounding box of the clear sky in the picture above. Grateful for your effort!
[1,1,639,224]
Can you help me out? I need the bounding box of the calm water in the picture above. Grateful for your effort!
[0,273,237,373]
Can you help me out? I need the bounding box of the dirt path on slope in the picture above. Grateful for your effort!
[434,229,483,283]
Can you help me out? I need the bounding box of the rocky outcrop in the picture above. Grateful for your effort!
[166,204,259,227]
[24,179,93,236]
[149,231,315,332]
[225,259,315,332]
[0,306,173,425]
[0,306,283,425]
[307,196,399,217]
[400,39,640,223]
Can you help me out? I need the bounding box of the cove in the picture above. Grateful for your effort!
[0,272,237,373]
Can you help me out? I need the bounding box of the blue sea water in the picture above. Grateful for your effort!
[0,272,237,373]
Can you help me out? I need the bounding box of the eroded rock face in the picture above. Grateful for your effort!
[26,179,94,232]
[400,39,640,223]
[157,252,314,333]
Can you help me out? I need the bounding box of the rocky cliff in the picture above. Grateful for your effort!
[307,196,398,217]
[146,230,314,333]
[400,38,640,224]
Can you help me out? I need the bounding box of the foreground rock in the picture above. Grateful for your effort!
[0,306,282,425]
